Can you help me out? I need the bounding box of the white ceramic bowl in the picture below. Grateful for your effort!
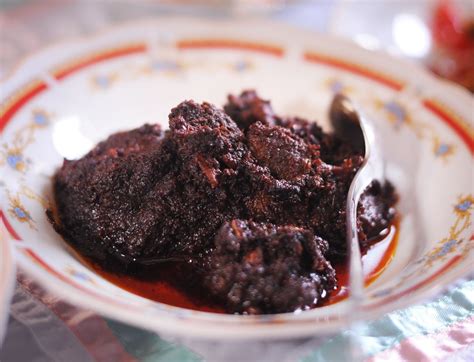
[0,18,472,340]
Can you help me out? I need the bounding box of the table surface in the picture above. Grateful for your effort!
[0,1,473,361]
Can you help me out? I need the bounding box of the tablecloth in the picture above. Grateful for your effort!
[1,1,473,361]
[1,273,473,361]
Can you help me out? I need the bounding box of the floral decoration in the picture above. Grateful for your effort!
[1,109,51,172]
[90,58,255,90]
[375,99,456,160]
[370,194,473,299]
[91,73,118,89]
[420,195,474,267]
[65,265,96,284]
[325,78,351,94]
[6,185,50,229]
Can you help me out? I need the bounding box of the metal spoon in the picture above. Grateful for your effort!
[329,93,385,304]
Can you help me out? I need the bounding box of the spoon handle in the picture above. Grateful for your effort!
[346,167,371,304]
[345,98,385,305]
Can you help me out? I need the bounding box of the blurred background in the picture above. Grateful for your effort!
[0,0,473,91]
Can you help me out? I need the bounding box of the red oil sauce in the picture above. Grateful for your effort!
[323,223,399,306]
[86,223,398,313]
[88,261,227,314]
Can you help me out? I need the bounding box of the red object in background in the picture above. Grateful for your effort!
[429,0,474,91]
[432,0,470,49]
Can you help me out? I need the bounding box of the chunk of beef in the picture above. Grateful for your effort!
[205,220,336,314]
[52,124,169,265]
[358,181,398,249]
[169,100,247,181]
[224,90,279,130]
[247,122,315,180]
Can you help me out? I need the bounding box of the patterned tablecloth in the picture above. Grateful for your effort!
[1,1,473,361]
[2,273,473,361]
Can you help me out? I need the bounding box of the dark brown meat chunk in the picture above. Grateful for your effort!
[223,90,363,165]
[223,90,279,130]
[88,123,163,158]
[52,124,168,264]
[225,91,391,257]
[358,181,398,249]
[205,220,336,314]
[51,90,397,314]
[169,100,246,180]
[247,122,315,180]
